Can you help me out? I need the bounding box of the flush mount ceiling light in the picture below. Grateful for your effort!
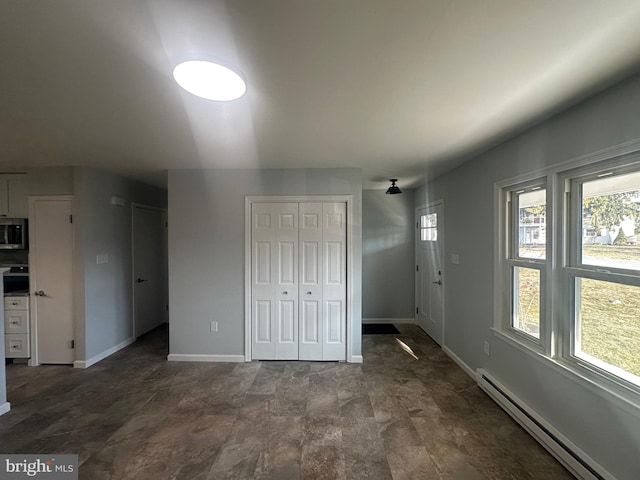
[172,60,246,101]
[385,179,402,195]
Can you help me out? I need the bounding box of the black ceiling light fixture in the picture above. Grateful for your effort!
[385,178,402,195]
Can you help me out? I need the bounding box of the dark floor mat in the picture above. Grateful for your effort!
[362,323,400,334]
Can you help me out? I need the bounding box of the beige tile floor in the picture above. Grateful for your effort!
[1,324,573,479]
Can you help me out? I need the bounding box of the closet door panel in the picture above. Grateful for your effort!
[322,203,347,360]
[252,203,299,360]
[299,203,323,360]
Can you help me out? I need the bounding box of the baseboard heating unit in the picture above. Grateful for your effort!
[476,369,612,480]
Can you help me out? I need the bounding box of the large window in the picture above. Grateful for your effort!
[497,157,640,394]
[503,182,547,344]
[566,167,640,386]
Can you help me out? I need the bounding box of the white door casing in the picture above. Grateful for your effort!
[132,204,168,338]
[416,203,445,346]
[248,198,348,361]
[29,196,75,365]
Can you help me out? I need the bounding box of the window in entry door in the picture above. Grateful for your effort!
[420,213,437,241]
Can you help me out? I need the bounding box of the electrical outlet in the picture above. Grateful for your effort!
[484,341,491,356]
[210,321,218,332]
[451,253,460,265]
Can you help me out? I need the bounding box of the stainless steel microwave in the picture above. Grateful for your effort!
[0,218,27,249]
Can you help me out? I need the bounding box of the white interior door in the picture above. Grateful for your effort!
[252,201,346,361]
[299,203,323,360]
[252,203,299,360]
[30,197,75,364]
[319,202,347,360]
[298,203,347,360]
[132,204,168,337]
[416,203,444,345]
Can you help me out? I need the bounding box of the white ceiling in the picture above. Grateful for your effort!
[3,0,640,189]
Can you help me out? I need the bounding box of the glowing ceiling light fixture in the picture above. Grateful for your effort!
[173,60,246,101]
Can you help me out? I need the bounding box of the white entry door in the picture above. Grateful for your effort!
[416,203,444,345]
[132,204,168,337]
[251,202,346,361]
[29,196,75,364]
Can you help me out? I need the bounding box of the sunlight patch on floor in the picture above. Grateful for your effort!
[395,338,419,360]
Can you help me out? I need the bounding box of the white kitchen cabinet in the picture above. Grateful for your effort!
[4,310,29,334]
[5,334,29,358]
[0,174,28,218]
[4,295,30,358]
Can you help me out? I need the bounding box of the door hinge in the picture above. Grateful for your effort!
[71,339,75,349]
[416,265,419,272]
[69,214,73,224]
[416,222,419,229]
[166,304,169,311]
[416,307,419,314]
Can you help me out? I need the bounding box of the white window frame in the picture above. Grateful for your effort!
[495,176,552,355]
[559,159,640,393]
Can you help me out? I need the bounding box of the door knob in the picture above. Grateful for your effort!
[306,291,312,295]
[432,280,442,285]
[35,290,46,296]
[136,278,148,283]
[283,291,288,295]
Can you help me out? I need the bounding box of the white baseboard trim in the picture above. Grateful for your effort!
[477,369,613,480]
[362,318,416,325]
[443,346,476,380]
[74,336,136,369]
[349,355,363,363]
[167,354,245,363]
[0,402,10,416]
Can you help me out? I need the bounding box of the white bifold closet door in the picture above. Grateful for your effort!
[251,202,346,361]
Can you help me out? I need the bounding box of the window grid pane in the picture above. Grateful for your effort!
[512,266,541,339]
[575,277,640,380]
[517,189,546,259]
[580,171,640,271]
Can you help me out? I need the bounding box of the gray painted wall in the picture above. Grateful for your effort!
[168,168,362,359]
[415,71,640,480]
[362,189,414,320]
[74,167,166,361]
